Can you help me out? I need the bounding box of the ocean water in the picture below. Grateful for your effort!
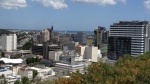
[55,30,94,35]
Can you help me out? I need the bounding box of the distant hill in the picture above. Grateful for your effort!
[0,29,13,36]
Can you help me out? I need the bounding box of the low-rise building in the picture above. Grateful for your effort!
[32,44,61,60]
[29,65,55,80]
[55,63,84,74]
[0,58,23,73]
[55,60,91,76]
[55,53,91,76]
[49,51,63,61]
[18,66,33,80]
[0,58,23,65]
[0,67,21,84]
[59,54,83,64]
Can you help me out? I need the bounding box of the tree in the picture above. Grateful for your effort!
[36,80,53,84]
[26,57,41,65]
[1,74,5,78]
[21,77,30,84]
[33,70,38,79]
[14,54,22,59]
[1,52,5,57]
[14,80,22,84]
[22,42,33,50]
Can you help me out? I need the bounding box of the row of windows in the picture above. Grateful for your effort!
[110,29,143,31]
[110,34,144,37]
[110,26,144,27]
[110,34,143,37]
[131,52,144,54]
[55,68,84,71]
[110,31,144,33]
[110,32,144,34]
[131,49,144,52]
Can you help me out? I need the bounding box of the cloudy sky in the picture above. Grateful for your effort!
[0,0,150,31]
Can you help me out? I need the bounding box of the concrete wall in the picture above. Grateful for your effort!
[42,29,50,42]
[18,69,33,79]
[11,34,17,50]
[91,47,98,62]
[2,36,12,51]
[49,51,63,61]
[76,46,85,56]
[2,34,17,51]
[84,46,98,62]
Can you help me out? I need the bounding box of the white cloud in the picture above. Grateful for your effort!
[144,0,150,11]
[32,0,68,9]
[0,0,27,9]
[72,0,126,5]
[117,0,126,4]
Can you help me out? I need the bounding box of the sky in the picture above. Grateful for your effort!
[0,0,150,31]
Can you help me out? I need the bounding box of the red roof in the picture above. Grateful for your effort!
[20,66,27,71]
[76,44,83,47]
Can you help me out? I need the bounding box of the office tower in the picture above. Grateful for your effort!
[32,26,55,59]
[41,26,53,43]
[43,42,49,59]
[71,34,76,41]
[48,26,53,40]
[75,32,87,44]
[41,29,50,42]
[37,33,43,44]
[108,21,150,59]
[105,31,109,43]
[86,35,94,45]
[42,26,54,59]
[94,26,108,49]
[2,34,17,51]
[107,36,131,60]
[48,26,54,44]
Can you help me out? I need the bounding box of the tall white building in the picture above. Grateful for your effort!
[109,21,150,57]
[2,34,17,51]
[84,46,99,62]
[76,45,102,62]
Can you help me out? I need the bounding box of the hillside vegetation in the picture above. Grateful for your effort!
[0,29,13,36]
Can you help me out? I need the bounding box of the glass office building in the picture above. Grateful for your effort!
[107,36,131,60]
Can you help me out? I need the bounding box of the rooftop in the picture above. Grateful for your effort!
[112,21,149,25]
[29,66,52,72]
[0,58,23,64]
[56,63,84,67]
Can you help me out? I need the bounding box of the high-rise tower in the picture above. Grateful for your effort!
[108,21,150,59]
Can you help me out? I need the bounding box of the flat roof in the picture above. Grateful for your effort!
[112,21,149,25]
[56,63,84,67]
[29,67,52,72]
[0,58,23,64]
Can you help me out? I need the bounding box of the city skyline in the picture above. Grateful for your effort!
[0,0,150,31]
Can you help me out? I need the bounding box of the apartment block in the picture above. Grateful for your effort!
[2,34,17,51]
